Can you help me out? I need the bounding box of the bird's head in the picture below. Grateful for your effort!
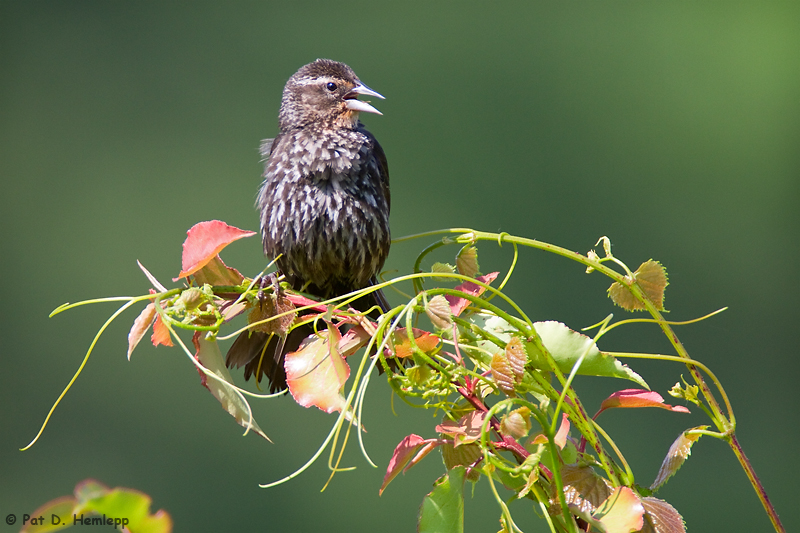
[278,59,384,131]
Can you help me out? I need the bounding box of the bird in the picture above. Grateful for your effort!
[226,59,391,393]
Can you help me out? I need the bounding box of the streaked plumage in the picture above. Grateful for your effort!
[226,59,391,392]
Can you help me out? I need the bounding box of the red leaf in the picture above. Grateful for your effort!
[285,292,330,312]
[445,272,499,317]
[596,389,690,418]
[173,220,255,280]
[392,328,441,359]
[405,441,439,473]
[380,434,428,495]
[151,314,173,347]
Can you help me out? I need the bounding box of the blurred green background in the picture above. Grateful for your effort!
[2,2,798,531]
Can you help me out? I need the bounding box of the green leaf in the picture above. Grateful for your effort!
[474,313,648,388]
[21,479,172,533]
[431,262,456,282]
[456,245,480,278]
[418,467,466,533]
[19,497,74,532]
[608,260,668,311]
[75,485,173,533]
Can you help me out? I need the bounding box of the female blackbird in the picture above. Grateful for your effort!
[226,59,391,392]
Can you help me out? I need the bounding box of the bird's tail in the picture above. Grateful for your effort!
[225,323,313,393]
[225,284,390,393]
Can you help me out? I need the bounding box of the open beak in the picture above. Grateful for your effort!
[344,83,385,115]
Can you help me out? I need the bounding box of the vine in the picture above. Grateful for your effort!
[22,221,785,533]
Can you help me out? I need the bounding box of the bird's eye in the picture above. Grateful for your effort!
[326,82,338,91]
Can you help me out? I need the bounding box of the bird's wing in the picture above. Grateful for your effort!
[369,134,390,213]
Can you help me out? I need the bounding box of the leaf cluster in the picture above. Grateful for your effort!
[25,223,784,533]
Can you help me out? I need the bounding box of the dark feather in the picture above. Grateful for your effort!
[226,59,392,392]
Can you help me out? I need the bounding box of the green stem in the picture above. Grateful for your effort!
[727,433,785,533]
[432,229,730,427]
[400,228,786,528]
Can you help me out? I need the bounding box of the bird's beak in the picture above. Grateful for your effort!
[344,83,385,115]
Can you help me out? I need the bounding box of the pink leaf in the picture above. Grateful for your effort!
[173,220,255,280]
[554,412,570,449]
[285,326,351,414]
[596,389,690,418]
[128,301,156,360]
[445,272,499,317]
[591,486,645,533]
[530,412,570,449]
[338,326,372,357]
[137,260,168,292]
[435,411,485,447]
[380,434,428,495]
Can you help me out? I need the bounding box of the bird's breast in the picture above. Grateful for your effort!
[258,129,390,292]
